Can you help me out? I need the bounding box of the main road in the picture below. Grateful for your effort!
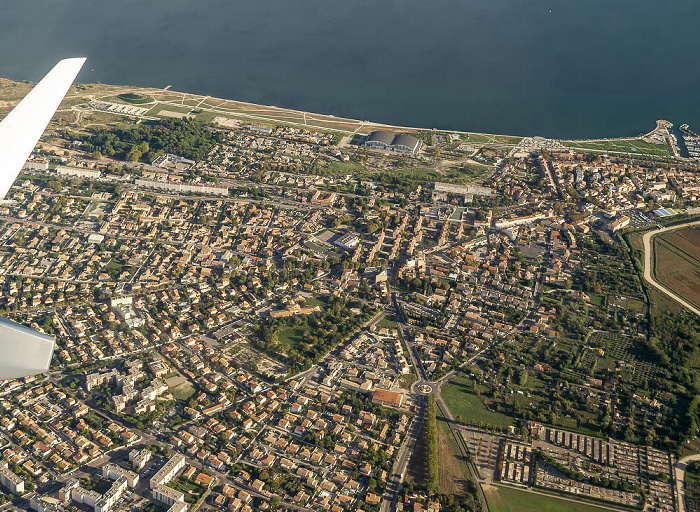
[641,219,700,317]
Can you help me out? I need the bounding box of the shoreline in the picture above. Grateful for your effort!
[0,76,681,156]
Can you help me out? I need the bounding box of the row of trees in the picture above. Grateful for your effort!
[426,395,439,493]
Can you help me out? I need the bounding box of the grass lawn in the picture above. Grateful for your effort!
[441,375,513,428]
[169,382,195,401]
[376,315,399,330]
[277,327,306,347]
[460,133,495,143]
[492,135,524,145]
[115,92,154,104]
[318,159,366,174]
[561,138,670,157]
[483,484,615,512]
[398,373,418,389]
[611,297,645,311]
[587,293,604,306]
[304,295,328,307]
[194,111,223,123]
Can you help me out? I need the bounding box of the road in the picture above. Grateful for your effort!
[380,395,425,512]
[642,219,700,316]
[675,454,700,512]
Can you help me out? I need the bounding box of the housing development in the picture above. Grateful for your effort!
[2,80,700,512]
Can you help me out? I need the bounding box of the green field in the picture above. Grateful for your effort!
[561,138,670,157]
[304,295,328,307]
[484,484,615,512]
[316,159,367,174]
[169,382,195,401]
[459,133,523,145]
[588,293,604,306]
[277,327,306,347]
[441,375,513,428]
[116,93,154,104]
[376,315,399,330]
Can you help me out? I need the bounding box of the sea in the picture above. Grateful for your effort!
[1,0,699,139]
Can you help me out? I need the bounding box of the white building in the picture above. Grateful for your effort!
[24,159,49,171]
[150,453,185,489]
[335,232,360,251]
[102,463,139,488]
[0,463,24,494]
[56,166,101,179]
[152,483,185,507]
[129,448,152,471]
[135,178,228,196]
[94,476,127,512]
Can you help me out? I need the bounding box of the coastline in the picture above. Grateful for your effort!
[0,77,679,158]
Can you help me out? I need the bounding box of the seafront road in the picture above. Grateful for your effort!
[642,220,700,317]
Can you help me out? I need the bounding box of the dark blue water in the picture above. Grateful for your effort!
[1,0,699,138]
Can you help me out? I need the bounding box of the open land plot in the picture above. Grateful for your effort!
[460,428,501,480]
[0,78,35,102]
[144,103,193,117]
[653,232,700,308]
[314,159,367,175]
[443,163,494,183]
[483,484,616,512]
[441,374,513,428]
[561,138,670,157]
[167,378,195,401]
[437,416,473,495]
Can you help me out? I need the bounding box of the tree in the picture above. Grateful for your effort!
[127,147,142,162]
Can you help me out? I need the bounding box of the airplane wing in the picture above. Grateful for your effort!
[0,58,85,380]
[0,57,86,199]
[0,318,56,380]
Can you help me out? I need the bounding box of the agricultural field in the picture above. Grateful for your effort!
[483,484,613,512]
[653,227,700,308]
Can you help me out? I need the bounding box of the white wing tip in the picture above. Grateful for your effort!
[56,57,88,71]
